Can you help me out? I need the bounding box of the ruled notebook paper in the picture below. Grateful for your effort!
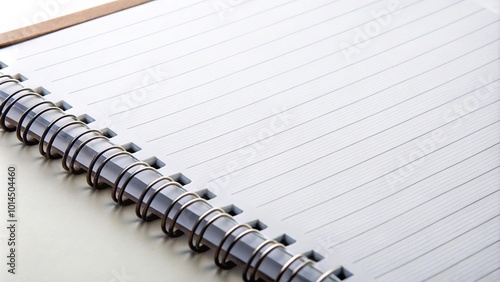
[1,0,499,281]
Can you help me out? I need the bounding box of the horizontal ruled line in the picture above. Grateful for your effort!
[374,215,500,279]
[18,0,207,60]
[305,142,500,235]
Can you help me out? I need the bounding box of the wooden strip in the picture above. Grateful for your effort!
[0,0,151,48]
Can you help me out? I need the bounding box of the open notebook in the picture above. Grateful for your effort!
[0,0,499,281]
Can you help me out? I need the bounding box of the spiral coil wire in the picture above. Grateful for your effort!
[0,75,340,282]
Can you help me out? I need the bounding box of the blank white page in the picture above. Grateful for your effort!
[1,0,499,280]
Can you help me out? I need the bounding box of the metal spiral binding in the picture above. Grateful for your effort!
[23,106,62,145]
[39,114,77,157]
[221,229,260,270]
[0,87,34,123]
[215,223,253,269]
[117,165,157,205]
[288,261,314,282]
[167,196,205,235]
[242,239,278,282]
[195,212,233,252]
[137,181,183,221]
[250,242,286,282]
[316,269,337,282]
[135,176,173,220]
[140,182,178,219]
[46,120,87,159]
[188,207,225,253]
[0,86,27,114]
[276,254,305,282]
[0,74,340,282]
[111,162,148,206]
[86,145,123,188]
[69,135,109,174]
[0,76,18,88]
[0,74,15,83]
[92,151,131,189]
[0,86,33,120]
[1,91,39,131]
[16,100,54,143]
[62,129,102,171]
[160,191,200,237]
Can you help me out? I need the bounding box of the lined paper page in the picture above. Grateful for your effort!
[1,0,499,280]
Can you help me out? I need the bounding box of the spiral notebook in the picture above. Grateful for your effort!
[1,0,499,281]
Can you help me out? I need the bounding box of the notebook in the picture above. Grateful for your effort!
[0,0,499,281]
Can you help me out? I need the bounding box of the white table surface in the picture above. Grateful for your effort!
[0,117,241,282]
